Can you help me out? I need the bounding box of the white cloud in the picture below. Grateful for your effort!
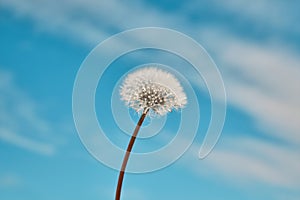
[213,0,300,34]
[0,0,177,46]
[205,31,300,145]
[192,30,300,194]
[0,69,56,156]
[0,128,55,156]
[185,136,300,190]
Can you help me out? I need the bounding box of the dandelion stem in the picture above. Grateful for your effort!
[115,108,149,200]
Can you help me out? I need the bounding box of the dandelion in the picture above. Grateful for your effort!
[115,67,187,200]
[120,67,187,116]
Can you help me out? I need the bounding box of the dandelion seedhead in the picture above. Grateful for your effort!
[120,67,187,116]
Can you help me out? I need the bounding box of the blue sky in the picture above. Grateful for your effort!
[1,0,300,199]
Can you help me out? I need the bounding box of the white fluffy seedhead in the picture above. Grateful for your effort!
[120,67,187,116]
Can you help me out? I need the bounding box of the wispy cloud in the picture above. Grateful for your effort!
[202,30,300,145]
[194,28,300,196]
[0,128,55,156]
[0,69,56,156]
[0,0,176,46]
[213,0,300,34]
[183,136,300,192]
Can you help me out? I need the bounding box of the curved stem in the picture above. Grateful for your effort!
[115,108,149,200]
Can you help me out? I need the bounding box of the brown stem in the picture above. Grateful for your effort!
[115,108,149,200]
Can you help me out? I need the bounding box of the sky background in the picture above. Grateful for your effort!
[1,0,300,199]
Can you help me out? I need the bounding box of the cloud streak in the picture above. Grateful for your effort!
[181,136,300,195]
[0,128,55,156]
[0,0,177,46]
[214,0,300,34]
[0,69,56,156]
[205,137,300,188]
[204,31,300,145]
